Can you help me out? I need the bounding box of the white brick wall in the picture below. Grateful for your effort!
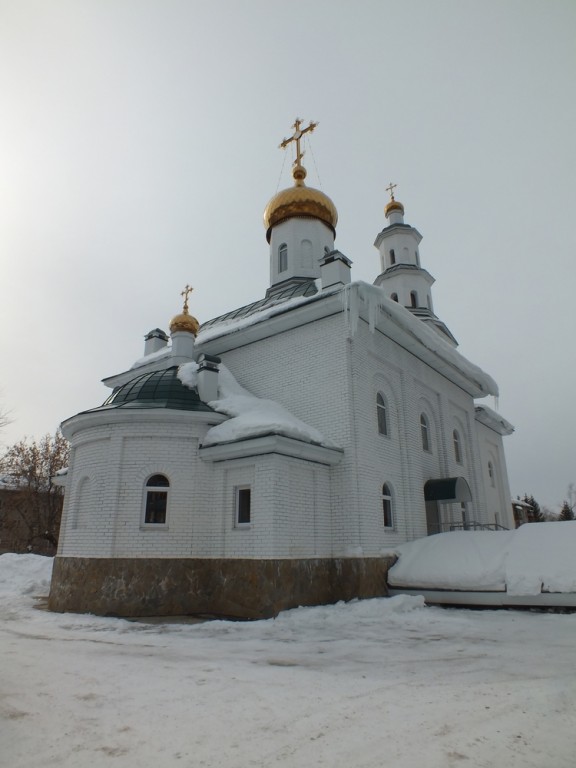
[59,298,514,562]
[475,421,514,529]
[212,308,513,552]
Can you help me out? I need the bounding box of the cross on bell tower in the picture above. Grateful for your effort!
[386,182,397,201]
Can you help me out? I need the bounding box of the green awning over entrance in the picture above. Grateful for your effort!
[424,477,472,503]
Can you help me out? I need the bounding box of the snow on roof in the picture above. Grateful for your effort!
[176,361,199,389]
[195,291,326,346]
[201,281,498,397]
[343,282,499,397]
[474,404,514,435]
[130,345,172,370]
[127,279,498,398]
[199,279,319,331]
[126,286,324,374]
[178,363,337,449]
[388,522,576,595]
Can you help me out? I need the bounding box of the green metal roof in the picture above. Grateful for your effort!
[200,279,318,331]
[101,367,214,412]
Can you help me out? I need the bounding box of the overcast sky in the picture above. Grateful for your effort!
[1,0,575,510]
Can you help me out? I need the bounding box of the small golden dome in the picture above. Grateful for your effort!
[385,198,405,217]
[169,310,199,336]
[263,164,338,243]
[169,284,199,336]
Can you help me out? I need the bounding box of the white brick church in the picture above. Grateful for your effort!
[49,121,514,618]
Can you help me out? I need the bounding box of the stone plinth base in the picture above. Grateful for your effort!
[48,556,397,619]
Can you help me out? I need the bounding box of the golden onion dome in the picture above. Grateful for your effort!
[169,285,199,336]
[384,198,405,218]
[169,310,199,336]
[263,164,338,243]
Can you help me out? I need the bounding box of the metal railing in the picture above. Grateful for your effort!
[429,521,509,534]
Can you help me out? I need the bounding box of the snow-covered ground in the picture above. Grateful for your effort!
[2,555,575,767]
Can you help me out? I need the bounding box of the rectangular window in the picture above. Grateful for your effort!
[235,486,251,526]
[145,490,168,525]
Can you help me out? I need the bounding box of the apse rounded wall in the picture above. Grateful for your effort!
[58,408,223,559]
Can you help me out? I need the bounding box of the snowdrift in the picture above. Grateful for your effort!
[0,552,53,596]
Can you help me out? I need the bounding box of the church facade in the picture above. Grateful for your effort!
[49,122,514,618]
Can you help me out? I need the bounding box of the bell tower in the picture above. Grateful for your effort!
[374,185,457,346]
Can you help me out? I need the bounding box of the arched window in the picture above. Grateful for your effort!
[376,392,388,436]
[391,293,399,302]
[420,413,430,452]
[144,474,169,525]
[427,294,432,311]
[389,249,396,265]
[278,243,288,273]
[410,290,418,308]
[382,483,393,528]
[415,250,420,267]
[453,429,462,464]
[488,461,495,487]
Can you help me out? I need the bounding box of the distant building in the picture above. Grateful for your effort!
[0,477,62,556]
[512,498,537,527]
[49,121,515,618]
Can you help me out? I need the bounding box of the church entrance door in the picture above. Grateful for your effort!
[425,500,440,535]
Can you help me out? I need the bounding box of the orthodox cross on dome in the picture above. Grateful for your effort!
[279,118,318,168]
[180,284,193,313]
[386,182,397,201]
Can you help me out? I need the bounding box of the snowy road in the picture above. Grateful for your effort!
[1,555,575,767]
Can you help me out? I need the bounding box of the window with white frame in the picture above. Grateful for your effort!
[376,392,389,436]
[278,243,288,273]
[410,290,418,308]
[382,483,394,528]
[235,486,251,526]
[144,474,169,525]
[453,429,462,464]
[420,413,431,452]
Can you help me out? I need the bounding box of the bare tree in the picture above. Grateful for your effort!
[0,405,11,433]
[0,432,69,553]
[541,505,559,522]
